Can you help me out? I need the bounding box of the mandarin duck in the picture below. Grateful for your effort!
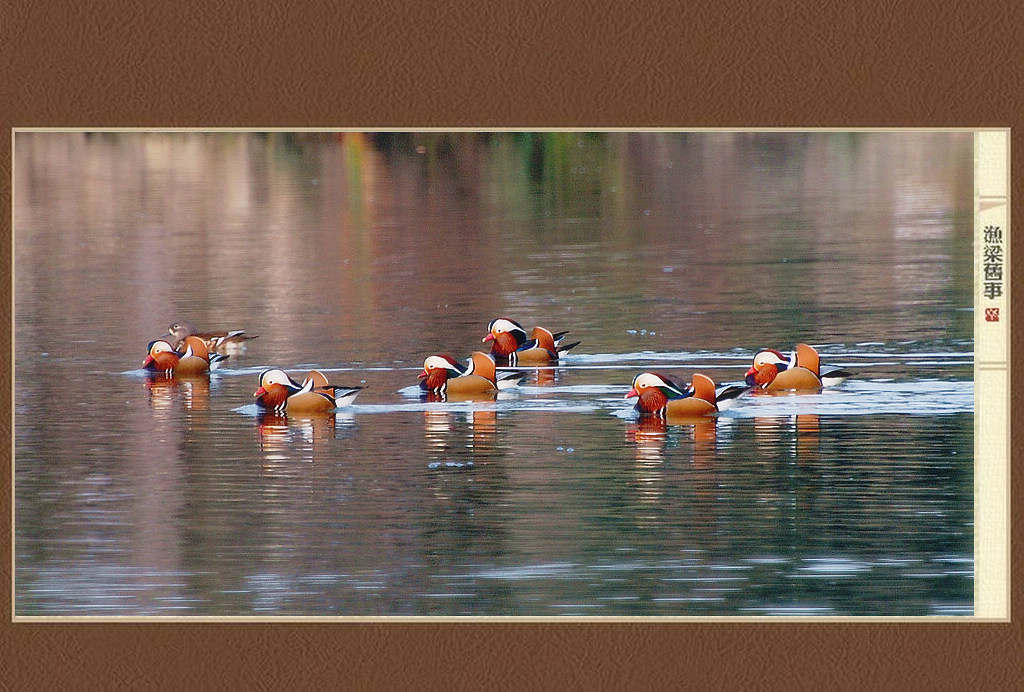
[745,343,851,391]
[143,335,228,376]
[626,372,745,418]
[254,369,364,413]
[482,318,580,365]
[419,351,526,399]
[168,321,258,354]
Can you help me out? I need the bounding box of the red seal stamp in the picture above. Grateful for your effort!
[985,307,1000,322]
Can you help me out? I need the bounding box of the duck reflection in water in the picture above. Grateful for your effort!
[465,408,497,450]
[529,366,559,387]
[423,406,498,466]
[626,415,719,466]
[753,414,821,461]
[423,409,455,456]
[750,414,822,517]
[144,371,211,412]
[256,410,353,465]
[624,416,723,528]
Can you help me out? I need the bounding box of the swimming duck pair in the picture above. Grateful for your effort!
[142,322,258,376]
[143,335,229,376]
[416,317,577,398]
[626,343,851,418]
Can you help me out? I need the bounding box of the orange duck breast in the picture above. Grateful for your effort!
[745,343,850,391]
[254,369,363,413]
[482,318,580,365]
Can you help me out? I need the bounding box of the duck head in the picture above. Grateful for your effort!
[483,318,528,357]
[746,349,789,387]
[167,321,199,344]
[625,372,689,414]
[143,339,182,372]
[254,368,303,409]
[419,355,466,392]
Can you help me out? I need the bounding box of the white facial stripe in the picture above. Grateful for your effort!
[754,351,785,367]
[632,373,665,389]
[491,318,520,333]
[424,356,453,370]
[261,369,291,387]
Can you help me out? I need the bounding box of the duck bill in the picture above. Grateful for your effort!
[143,355,154,368]
[253,386,267,397]
[481,333,495,343]
[745,366,757,378]
[625,388,638,399]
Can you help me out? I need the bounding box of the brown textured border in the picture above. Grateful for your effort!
[3,1,1022,689]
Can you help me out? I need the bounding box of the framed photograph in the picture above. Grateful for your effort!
[14,129,1005,620]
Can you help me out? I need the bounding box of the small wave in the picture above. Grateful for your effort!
[571,351,752,365]
[726,381,972,417]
